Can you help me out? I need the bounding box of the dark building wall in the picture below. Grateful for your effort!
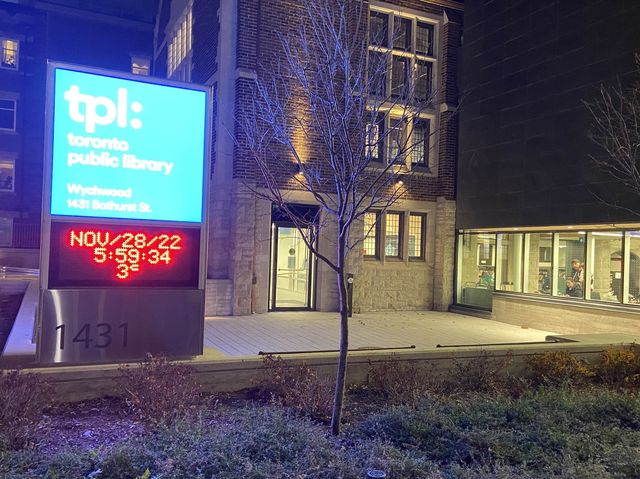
[191,0,219,84]
[0,2,154,246]
[457,0,640,229]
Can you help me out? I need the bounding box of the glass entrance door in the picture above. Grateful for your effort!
[270,225,314,310]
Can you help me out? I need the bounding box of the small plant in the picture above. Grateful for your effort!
[597,345,640,387]
[445,351,515,394]
[118,353,204,426]
[257,355,333,421]
[0,370,53,450]
[367,359,434,408]
[527,350,595,386]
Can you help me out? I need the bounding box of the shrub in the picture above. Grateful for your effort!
[256,355,334,421]
[367,359,435,408]
[0,370,53,451]
[597,345,640,387]
[118,354,204,426]
[445,351,515,394]
[527,350,595,386]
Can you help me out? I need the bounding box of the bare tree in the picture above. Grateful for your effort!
[585,55,640,203]
[237,0,438,434]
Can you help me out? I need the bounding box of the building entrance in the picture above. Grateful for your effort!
[269,224,315,310]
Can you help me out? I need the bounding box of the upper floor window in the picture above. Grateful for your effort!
[410,118,430,167]
[1,38,18,70]
[0,158,15,192]
[367,9,436,102]
[167,8,193,80]
[131,55,150,76]
[366,115,432,168]
[0,99,16,131]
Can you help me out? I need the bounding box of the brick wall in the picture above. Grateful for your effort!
[492,294,640,336]
[231,0,462,202]
[192,0,220,83]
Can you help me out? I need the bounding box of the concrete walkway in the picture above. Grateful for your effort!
[203,310,557,356]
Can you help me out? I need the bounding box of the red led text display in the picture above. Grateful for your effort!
[49,222,200,288]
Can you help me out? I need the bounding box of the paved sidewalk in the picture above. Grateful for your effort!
[203,310,556,356]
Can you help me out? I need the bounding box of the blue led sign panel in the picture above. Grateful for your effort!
[50,68,207,222]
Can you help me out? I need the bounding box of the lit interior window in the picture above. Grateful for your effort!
[0,159,15,192]
[1,39,18,69]
[131,56,150,76]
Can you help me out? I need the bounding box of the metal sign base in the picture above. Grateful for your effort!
[37,288,204,365]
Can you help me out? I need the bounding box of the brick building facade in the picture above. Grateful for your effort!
[155,0,463,315]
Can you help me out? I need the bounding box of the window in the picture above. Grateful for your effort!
[456,232,496,310]
[556,232,586,298]
[410,119,430,167]
[368,51,388,96]
[0,159,14,192]
[523,233,552,295]
[628,232,640,304]
[408,213,426,259]
[0,99,16,131]
[391,55,409,97]
[496,233,523,292]
[131,56,150,76]
[369,11,388,47]
[365,116,385,162]
[1,38,18,69]
[387,119,402,163]
[415,60,432,102]
[367,9,436,100]
[385,212,402,258]
[589,232,622,302]
[393,16,412,51]
[416,22,434,56]
[167,8,192,80]
[363,211,379,258]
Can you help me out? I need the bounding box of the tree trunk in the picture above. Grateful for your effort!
[330,230,349,435]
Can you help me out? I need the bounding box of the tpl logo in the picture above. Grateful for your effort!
[64,85,143,133]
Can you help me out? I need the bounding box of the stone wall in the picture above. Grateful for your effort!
[351,198,457,312]
[204,279,232,315]
[433,197,456,311]
[356,260,433,311]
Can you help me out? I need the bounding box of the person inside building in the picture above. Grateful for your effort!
[566,259,585,297]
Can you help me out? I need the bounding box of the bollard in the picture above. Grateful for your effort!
[346,273,354,317]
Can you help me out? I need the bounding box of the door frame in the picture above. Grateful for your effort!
[269,220,317,311]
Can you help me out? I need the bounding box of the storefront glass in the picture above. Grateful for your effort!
[628,232,640,304]
[556,232,586,298]
[523,232,552,295]
[496,233,523,292]
[589,232,623,302]
[456,228,640,310]
[456,232,495,310]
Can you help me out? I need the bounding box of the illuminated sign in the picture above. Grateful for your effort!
[50,68,207,222]
[48,221,200,288]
